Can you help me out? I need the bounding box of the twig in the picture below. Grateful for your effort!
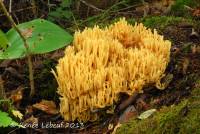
[12,12,20,24]
[111,3,142,12]
[9,0,11,13]
[31,0,37,18]
[72,14,79,30]
[79,0,126,25]
[117,93,139,111]
[0,0,35,97]
[184,5,194,11]
[0,76,6,99]
[0,6,36,17]
[80,0,104,12]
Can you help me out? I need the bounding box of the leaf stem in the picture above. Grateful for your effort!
[0,0,35,97]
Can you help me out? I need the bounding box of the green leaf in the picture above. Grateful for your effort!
[0,29,9,50]
[0,110,22,128]
[62,11,73,19]
[0,19,73,59]
[49,10,63,18]
[61,0,72,8]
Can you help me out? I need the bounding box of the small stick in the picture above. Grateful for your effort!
[118,92,139,111]
[0,76,6,99]
[0,0,35,97]
[9,0,11,13]
[80,0,104,12]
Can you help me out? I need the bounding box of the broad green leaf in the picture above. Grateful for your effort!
[0,110,23,128]
[0,19,73,59]
[0,29,9,50]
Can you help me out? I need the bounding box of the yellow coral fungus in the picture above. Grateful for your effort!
[52,18,171,121]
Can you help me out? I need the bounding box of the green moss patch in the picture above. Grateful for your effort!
[140,16,194,30]
[170,0,200,17]
[116,79,200,134]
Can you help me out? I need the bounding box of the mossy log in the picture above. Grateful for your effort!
[116,79,200,134]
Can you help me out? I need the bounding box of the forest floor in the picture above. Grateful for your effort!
[0,0,200,134]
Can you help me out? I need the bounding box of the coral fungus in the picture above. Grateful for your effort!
[52,18,171,121]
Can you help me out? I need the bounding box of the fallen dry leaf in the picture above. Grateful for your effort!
[185,6,200,17]
[24,115,38,124]
[0,60,12,68]
[50,50,64,59]
[119,105,137,123]
[136,0,175,16]
[191,45,200,54]
[5,67,24,79]
[193,7,200,17]
[33,100,59,115]
[9,86,24,103]
[182,58,190,74]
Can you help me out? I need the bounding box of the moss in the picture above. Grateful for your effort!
[81,15,199,36]
[116,101,188,134]
[179,81,200,133]
[112,16,188,30]
[170,0,200,17]
[116,79,200,134]
[140,16,192,30]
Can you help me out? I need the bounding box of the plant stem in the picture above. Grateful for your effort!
[0,1,35,97]
[0,76,6,99]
